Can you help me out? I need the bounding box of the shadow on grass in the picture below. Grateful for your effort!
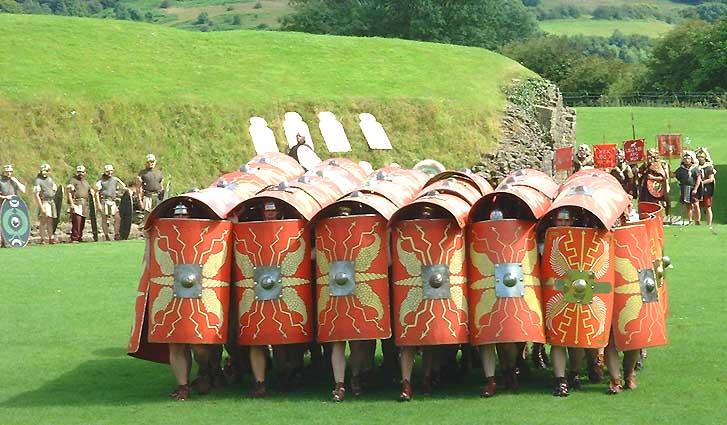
[0,349,608,406]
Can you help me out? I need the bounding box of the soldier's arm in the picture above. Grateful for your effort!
[135,175,143,198]
[12,178,26,194]
[118,177,127,191]
[66,183,75,205]
[33,184,42,207]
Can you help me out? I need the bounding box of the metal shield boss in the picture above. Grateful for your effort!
[146,218,232,345]
[613,225,667,351]
[1,196,31,248]
[468,220,545,345]
[542,227,614,348]
[315,215,391,342]
[233,219,313,345]
[392,218,468,346]
[641,213,670,318]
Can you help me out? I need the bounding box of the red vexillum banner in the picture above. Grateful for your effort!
[658,134,682,159]
[593,144,618,169]
[623,139,645,163]
[554,146,573,172]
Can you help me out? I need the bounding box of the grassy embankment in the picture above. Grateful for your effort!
[2,108,727,423]
[540,18,673,37]
[0,14,531,195]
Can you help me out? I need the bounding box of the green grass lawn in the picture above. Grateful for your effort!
[538,0,687,11]
[540,18,673,37]
[1,222,725,424]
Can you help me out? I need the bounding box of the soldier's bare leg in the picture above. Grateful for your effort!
[190,344,213,394]
[399,346,416,401]
[498,343,519,391]
[479,344,497,398]
[249,345,268,397]
[421,347,438,395]
[622,350,640,390]
[349,340,371,396]
[169,343,191,400]
[113,212,121,239]
[567,347,584,389]
[693,201,701,225]
[586,347,604,383]
[100,213,111,241]
[604,339,622,394]
[551,346,569,396]
[331,341,347,401]
[38,216,49,243]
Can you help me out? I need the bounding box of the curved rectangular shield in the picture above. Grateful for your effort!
[392,218,469,346]
[315,215,391,342]
[541,226,614,348]
[613,225,668,351]
[145,218,232,345]
[468,220,545,345]
[233,219,313,346]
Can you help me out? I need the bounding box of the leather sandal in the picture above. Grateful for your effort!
[588,354,605,383]
[249,381,267,398]
[624,374,637,390]
[568,371,582,391]
[331,382,346,402]
[507,368,519,391]
[481,377,497,398]
[170,384,190,401]
[553,378,569,397]
[350,375,363,397]
[607,378,623,395]
[532,344,547,369]
[399,379,413,402]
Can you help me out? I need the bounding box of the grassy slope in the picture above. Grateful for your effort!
[539,0,686,11]
[540,18,673,37]
[0,14,531,194]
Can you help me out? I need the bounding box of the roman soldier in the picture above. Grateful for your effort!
[610,149,635,197]
[696,147,716,227]
[287,133,321,171]
[573,144,594,172]
[232,164,364,397]
[467,169,558,397]
[391,171,493,401]
[66,165,92,243]
[33,163,58,245]
[127,187,242,400]
[538,173,630,397]
[93,164,126,241]
[1,164,26,200]
[311,168,428,401]
[136,154,164,217]
[674,151,701,225]
[638,148,670,216]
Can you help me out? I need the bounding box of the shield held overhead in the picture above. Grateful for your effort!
[613,224,667,351]
[541,227,615,348]
[468,220,545,345]
[233,219,313,346]
[392,218,469,346]
[315,214,391,342]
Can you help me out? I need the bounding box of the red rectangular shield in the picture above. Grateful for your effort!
[593,144,618,169]
[554,146,573,172]
[623,139,645,163]
[658,134,682,159]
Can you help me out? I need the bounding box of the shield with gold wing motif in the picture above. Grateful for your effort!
[468,220,545,345]
[542,227,614,348]
[613,225,667,351]
[233,219,313,345]
[315,214,390,342]
[145,218,232,345]
[392,218,468,346]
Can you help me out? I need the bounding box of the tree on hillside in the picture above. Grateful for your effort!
[281,0,539,50]
[642,21,707,92]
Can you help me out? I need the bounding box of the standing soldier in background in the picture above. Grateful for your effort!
[638,149,670,217]
[136,154,164,218]
[33,163,58,244]
[696,148,716,228]
[94,164,126,241]
[1,164,26,200]
[66,165,91,243]
[611,149,635,197]
[573,144,594,172]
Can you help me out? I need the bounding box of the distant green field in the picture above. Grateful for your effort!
[0,14,531,193]
[539,0,686,11]
[540,18,673,37]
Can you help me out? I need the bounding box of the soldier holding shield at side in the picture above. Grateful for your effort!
[66,165,92,243]
[674,151,702,225]
[33,163,59,245]
[136,154,164,216]
[638,149,670,216]
[94,164,126,241]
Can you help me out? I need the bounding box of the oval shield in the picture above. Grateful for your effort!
[0,195,31,248]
